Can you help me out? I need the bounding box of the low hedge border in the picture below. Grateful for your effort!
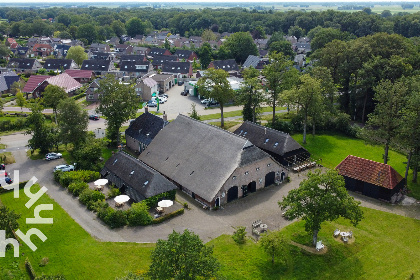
[152,208,184,224]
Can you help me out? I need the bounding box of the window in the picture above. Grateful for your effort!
[144,181,149,185]
[232,176,237,180]
[112,159,118,165]
[135,65,146,70]
[238,130,243,136]
[265,138,269,144]
[88,94,94,100]
[267,163,271,167]
[274,142,278,147]
[130,170,134,175]
[243,132,247,136]
[256,167,260,171]
[245,171,249,175]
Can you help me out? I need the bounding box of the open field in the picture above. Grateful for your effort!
[1,185,419,279]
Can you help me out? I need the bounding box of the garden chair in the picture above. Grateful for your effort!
[342,236,348,243]
[349,231,353,238]
[334,229,340,237]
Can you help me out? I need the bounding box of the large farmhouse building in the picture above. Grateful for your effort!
[139,115,288,208]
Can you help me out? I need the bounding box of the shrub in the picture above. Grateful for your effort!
[232,226,247,244]
[265,117,294,134]
[127,202,152,226]
[25,258,37,279]
[91,200,109,213]
[67,181,89,196]
[97,206,128,228]
[152,208,184,224]
[107,186,121,199]
[143,190,176,208]
[56,170,100,187]
[79,189,105,210]
[39,257,49,267]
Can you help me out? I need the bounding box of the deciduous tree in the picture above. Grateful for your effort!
[66,46,88,67]
[260,232,288,265]
[26,102,55,154]
[0,206,20,239]
[197,68,234,128]
[236,66,264,122]
[57,98,88,148]
[15,90,26,112]
[224,31,258,64]
[43,84,68,124]
[279,169,363,247]
[148,229,219,280]
[97,75,138,146]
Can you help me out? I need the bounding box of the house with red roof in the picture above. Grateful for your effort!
[32,44,53,57]
[65,69,94,84]
[23,73,82,98]
[335,155,405,202]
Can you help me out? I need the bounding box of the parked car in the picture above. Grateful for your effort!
[0,176,12,186]
[181,90,188,96]
[201,99,209,104]
[147,100,157,107]
[0,164,4,170]
[178,81,184,86]
[152,96,166,104]
[45,152,62,160]
[89,115,99,120]
[207,100,219,106]
[54,164,75,172]
[159,93,168,98]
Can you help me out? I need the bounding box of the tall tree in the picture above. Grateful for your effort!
[111,20,126,38]
[15,90,26,112]
[66,46,88,67]
[197,68,234,128]
[198,42,213,69]
[201,29,217,42]
[0,43,10,58]
[0,206,21,239]
[97,75,138,146]
[262,52,299,124]
[126,18,145,37]
[236,66,264,123]
[26,102,55,154]
[57,98,88,148]
[224,31,258,64]
[284,74,323,144]
[148,229,219,280]
[42,84,68,124]
[259,232,288,265]
[76,23,97,45]
[268,40,294,58]
[363,79,407,164]
[279,169,363,247]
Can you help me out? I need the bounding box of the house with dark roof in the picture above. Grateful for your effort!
[65,69,94,84]
[149,48,172,57]
[120,55,147,62]
[108,37,120,46]
[135,77,158,101]
[119,61,152,77]
[16,47,31,58]
[208,59,239,72]
[85,79,101,102]
[89,43,110,53]
[335,155,405,202]
[151,55,178,69]
[22,75,50,96]
[115,44,133,55]
[139,114,288,208]
[53,44,71,58]
[233,122,310,166]
[132,47,150,55]
[125,110,168,154]
[101,152,177,203]
[81,59,115,75]
[89,51,113,61]
[0,72,20,95]
[173,50,198,62]
[243,55,268,69]
[161,61,192,78]
[7,58,42,73]
[44,59,78,72]
[149,73,175,93]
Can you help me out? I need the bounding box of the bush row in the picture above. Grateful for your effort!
[0,118,27,132]
[143,190,176,208]
[54,170,100,187]
[152,208,184,224]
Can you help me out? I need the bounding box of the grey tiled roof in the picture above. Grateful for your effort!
[243,55,261,68]
[211,59,239,71]
[139,115,263,202]
[125,112,167,146]
[101,152,177,202]
[44,59,74,70]
[81,59,111,71]
[120,61,151,73]
[161,61,190,74]
[7,58,36,69]
[0,72,19,92]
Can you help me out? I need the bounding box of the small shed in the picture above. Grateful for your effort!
[335,155,405,202]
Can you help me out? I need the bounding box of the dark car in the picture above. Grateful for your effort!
[0,164,4,170]
[178,81,184,86]
[89,115,99,120]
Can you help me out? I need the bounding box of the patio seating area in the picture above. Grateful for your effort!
[293,161,317,172]
[333,229,354,244]
[251,219,268,236]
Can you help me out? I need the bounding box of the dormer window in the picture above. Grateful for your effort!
[130,170,134,175]
[265,138,269,144]
[274,142,278,147]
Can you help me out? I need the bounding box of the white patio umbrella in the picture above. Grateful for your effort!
[158,200,173,208]
[94,178,108,186]
[114,195,130,204]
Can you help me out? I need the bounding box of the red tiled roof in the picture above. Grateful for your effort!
[335,155,404,190]
[45,73,82,93]
[65,69,94,79]
[32,44,52,51]
[22,75,49,93]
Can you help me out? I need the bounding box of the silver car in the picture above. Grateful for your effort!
[45,152,62,160]
[54,164,75,172]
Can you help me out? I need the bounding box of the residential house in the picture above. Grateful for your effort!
[135,77,158,101]
[27,37,40,49]
[81,59,115,75]
[101,152,177,203]
[151,55,178,70]
[115,44,133,55]
[7,58,42,73]
[53,45,71,58]
[284,35,298,44]
[233,121,310,166]
[243,55,268,70]
[132,47,150,55]
[32,44,53,57]
[85,79,101,102]
[31,73,82,98]
[5,38,17,47]
[119,61,152,78]
[149,73,175,93]
[89,51,113,61]
[208,59,239,72]
[108,37,120,46]
[336,155,405,202]
[254,38,269,50]
[293,42,311,54]
[120,55,147,62]
[173,50,198,62]
[44,59,78,72]
[125,110,168,153]
[22,75,50,97]
[139,114,288,208]
[149,48,172,57]
[65,69,94,84]
[89,43,111,53]
[0,72,20,95]
[16,47,31,58]
[161,61,192,78]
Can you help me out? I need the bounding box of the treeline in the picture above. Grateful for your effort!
[1,7,420,41]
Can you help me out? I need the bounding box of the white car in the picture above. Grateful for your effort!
[54,164,75,172]
[152,96,166,104]
[45,152,62,160]
[201,99,209,104]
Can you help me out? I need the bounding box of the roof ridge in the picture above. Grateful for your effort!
[244,120,290,136]
[178,114,250,142]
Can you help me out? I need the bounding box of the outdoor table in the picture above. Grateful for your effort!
[260,224,268,231]
[156,206,164,213]
[340,232,350,237]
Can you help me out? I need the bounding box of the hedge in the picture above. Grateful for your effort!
[25,258,37,280]
[79,188,105,210]
[55,170,100,188]
[67,181,89,196]
[0,118,27,132]
[152,208,184,224]
[143,190,176,208]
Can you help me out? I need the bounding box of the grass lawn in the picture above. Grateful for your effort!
[0,185,154,280]
[208,121,242,130]
[291,132,420,199]
[200,106,286,121]
[210,207,420,280]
